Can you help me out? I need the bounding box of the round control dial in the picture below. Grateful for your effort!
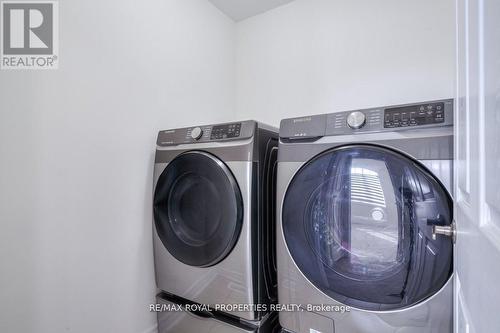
[347,111,366,129]
[190,127,203,140]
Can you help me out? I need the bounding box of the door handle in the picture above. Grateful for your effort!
[181,304,215,320]
[432,220,456,243]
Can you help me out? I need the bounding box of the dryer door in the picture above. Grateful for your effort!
[154,151,243,267]
[282,145,453,310]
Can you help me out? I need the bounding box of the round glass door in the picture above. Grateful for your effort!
[154,151,243,267]
[282,145,453,310]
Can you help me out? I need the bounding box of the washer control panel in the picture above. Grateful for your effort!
[328,109,383,135]
[279,99,453,139]
[384,102,445,128]
[157,121,254,146]
[347,111,367,129]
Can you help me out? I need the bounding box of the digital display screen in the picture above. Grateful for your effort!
[384,102,444,128]
[210,123,241,140]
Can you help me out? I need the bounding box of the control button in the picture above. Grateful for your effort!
[190,127,203,140]
[347,111,366,129]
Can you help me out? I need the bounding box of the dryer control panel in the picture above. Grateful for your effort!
[210,123,242,140]
[157,121,255,146]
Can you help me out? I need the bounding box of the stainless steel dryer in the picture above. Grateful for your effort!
[153,120,278,322]
[276,99,454,333]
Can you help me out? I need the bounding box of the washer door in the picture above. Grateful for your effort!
[154,151,243,267]
[282,145,453,310]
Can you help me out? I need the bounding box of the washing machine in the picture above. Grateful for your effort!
[153,120,278,322]
[276,99,454,333]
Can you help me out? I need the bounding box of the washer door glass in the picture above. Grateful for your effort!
[154,151,243,267]
[282,145,453,310]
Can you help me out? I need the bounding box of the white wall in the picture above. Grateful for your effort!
[235,0,456,126]
[0,0,235,332]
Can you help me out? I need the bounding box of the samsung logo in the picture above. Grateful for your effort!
[293,117,312,123]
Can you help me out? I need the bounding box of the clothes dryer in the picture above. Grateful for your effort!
[153,121,278,322]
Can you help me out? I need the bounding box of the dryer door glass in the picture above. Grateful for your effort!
[282,145,453,310]
[154,151,243,267]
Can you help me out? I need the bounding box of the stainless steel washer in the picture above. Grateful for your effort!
[277,99,454,333]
